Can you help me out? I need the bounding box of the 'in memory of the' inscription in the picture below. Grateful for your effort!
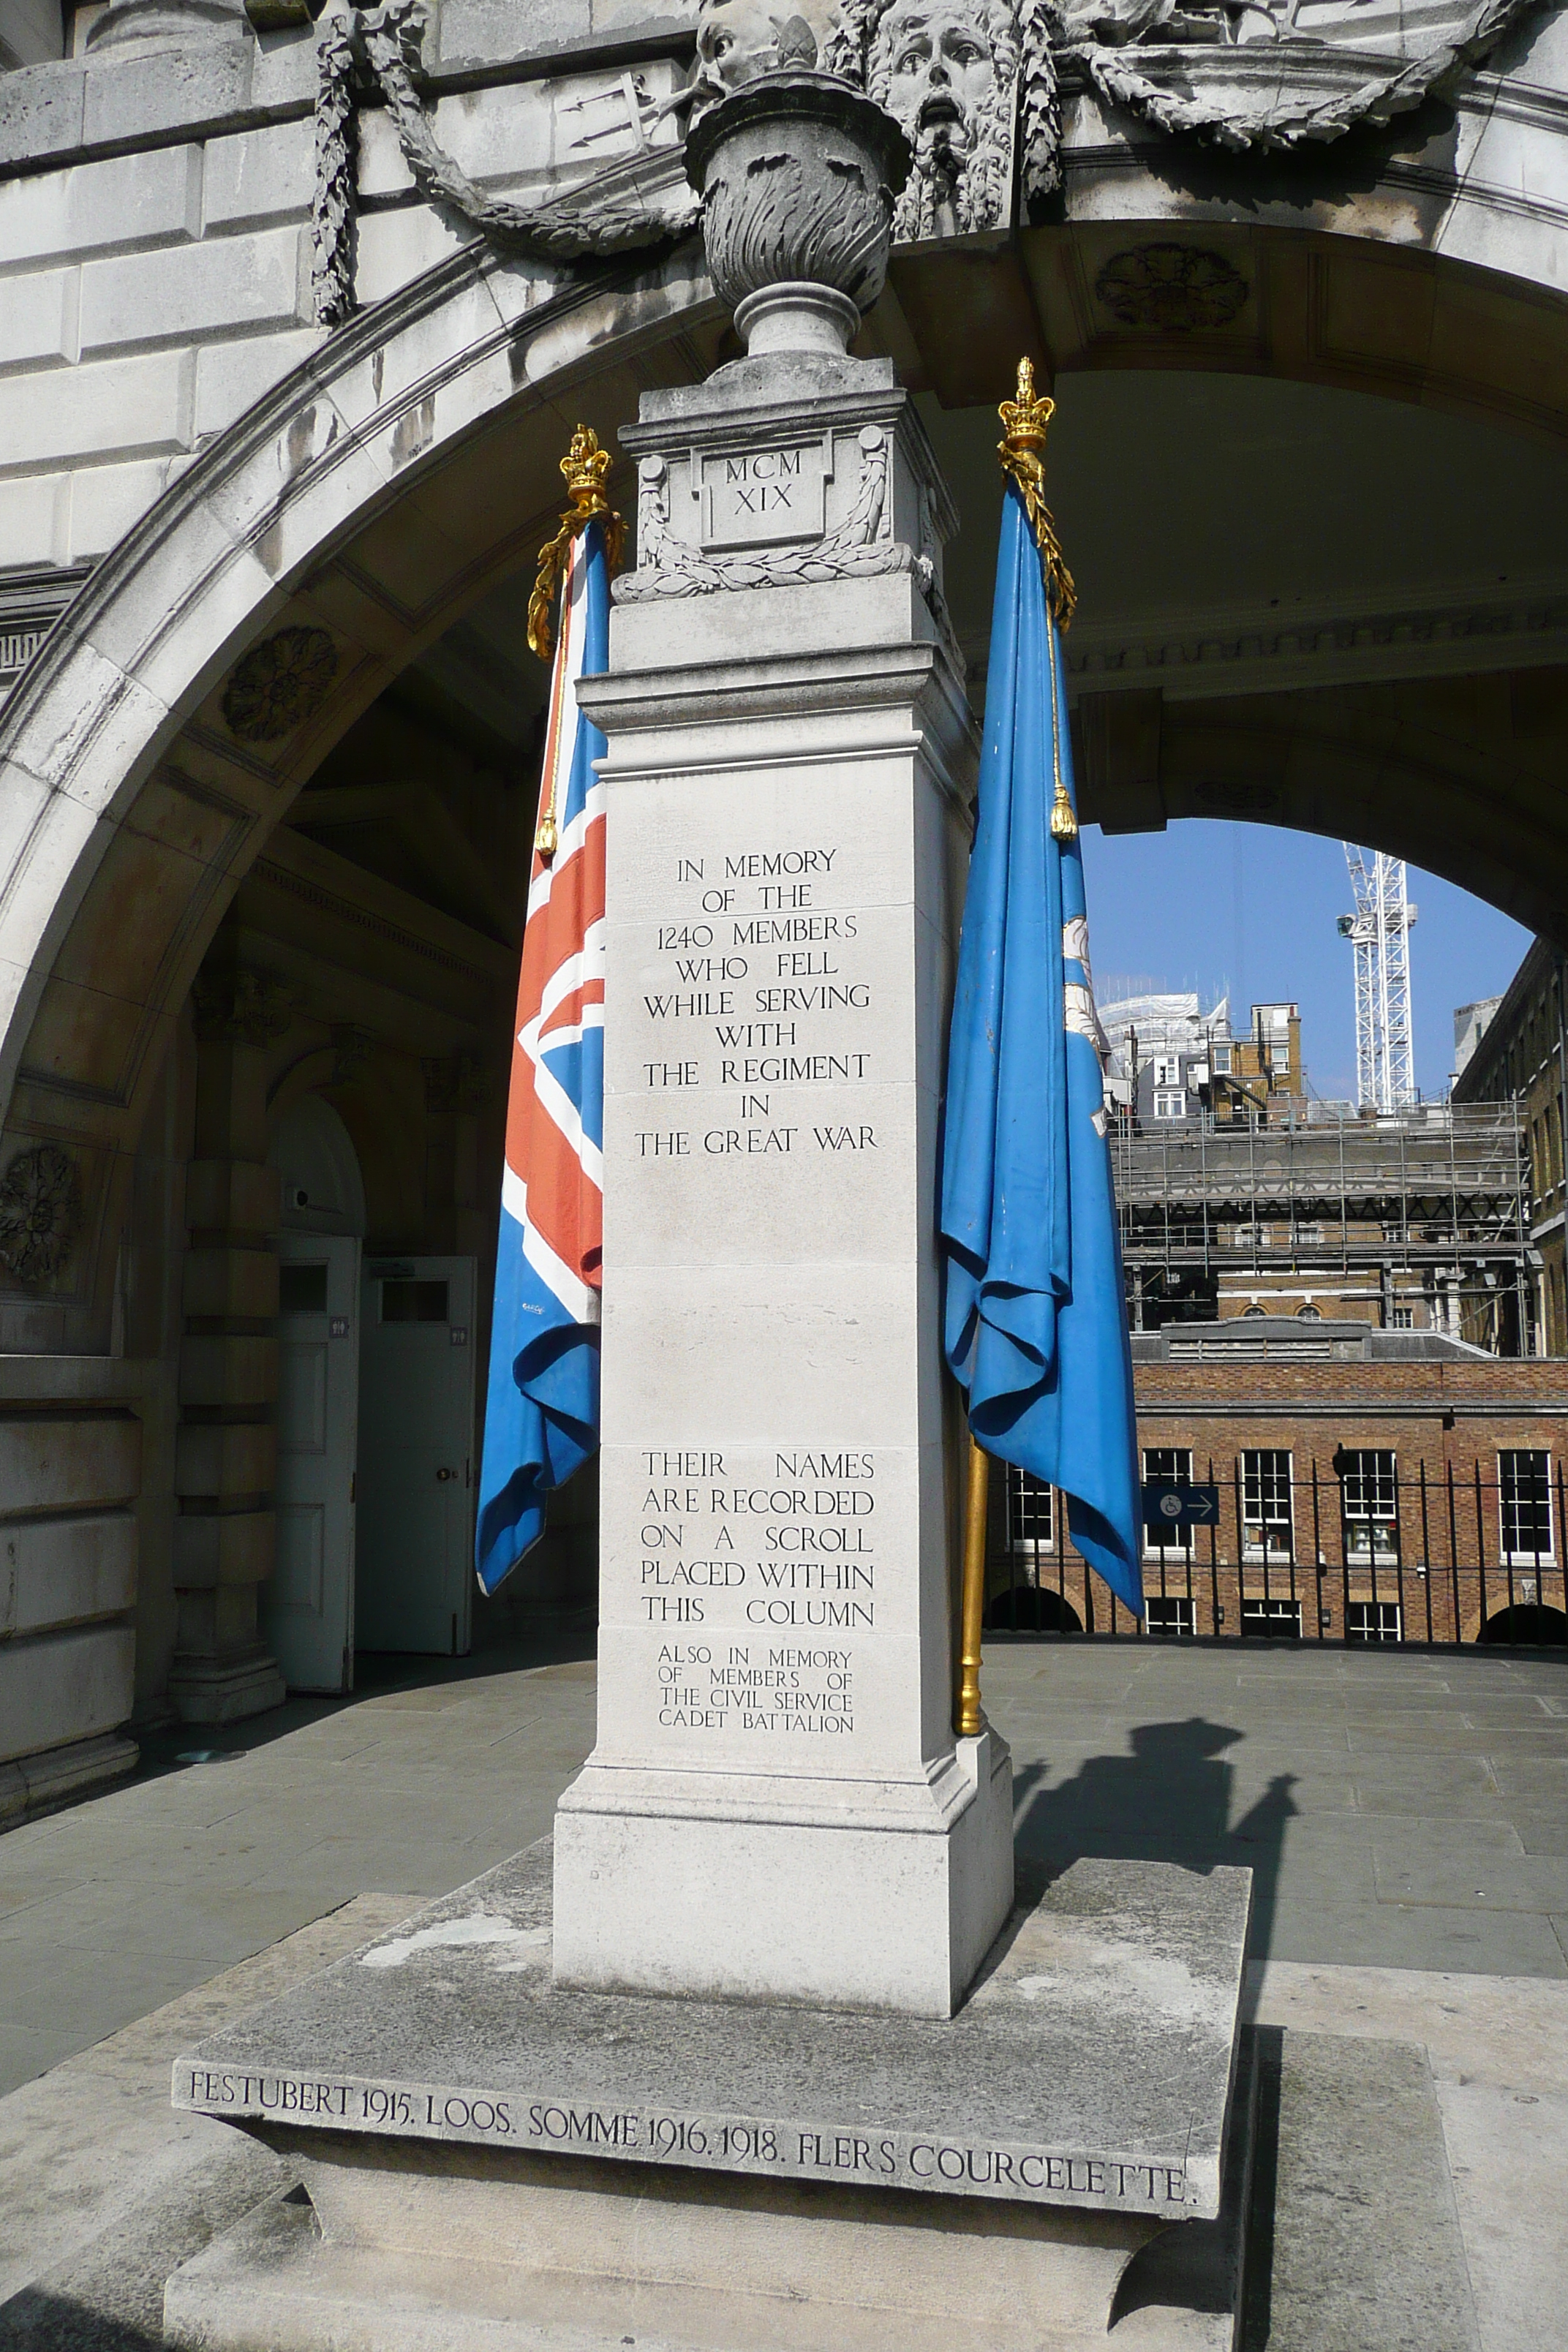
[639,845,874,1164]
[633,844,883,1746]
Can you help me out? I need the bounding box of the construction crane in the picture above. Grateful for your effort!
[1338,848,1417,1111]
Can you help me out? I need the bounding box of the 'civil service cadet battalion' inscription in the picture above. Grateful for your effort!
[633,841,881,1743]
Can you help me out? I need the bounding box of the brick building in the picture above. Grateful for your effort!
[984,1319,1568,1646]
[1452,937,1568,1356]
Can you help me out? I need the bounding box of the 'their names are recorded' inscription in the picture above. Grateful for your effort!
[639,1450,873,1735]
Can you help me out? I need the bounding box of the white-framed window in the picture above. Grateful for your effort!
[1006,1466,1055,1554]
[1153,1055,1181,1088]
[1390,1305,1414,1329]
[1346,1601,1402,1643]
[1340,1448,1399,1564]
[1294,1223,1324,1248]
[1153,1089,1187,1120]
[1241,1597,1303,1637]
[1143,1446,1194,1558]
[1241,1450,1293,1561]
[1146,1597,1196,1638]
[1499,1450,1554,1565]
[1213,1044,1232,1074]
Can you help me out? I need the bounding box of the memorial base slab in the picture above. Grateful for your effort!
[166,1843,1254,2352]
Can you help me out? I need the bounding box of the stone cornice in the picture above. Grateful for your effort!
[1014,576,1568,704]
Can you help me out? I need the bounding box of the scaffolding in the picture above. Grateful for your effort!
[1111,1104,1532,1347]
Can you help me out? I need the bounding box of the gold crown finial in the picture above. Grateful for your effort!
[999,356,1053,456]
[996,353,1077,636]
[527,423,625,862]
[561,423,613,517]
[529,425,625,667]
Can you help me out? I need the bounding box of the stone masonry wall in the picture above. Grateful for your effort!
[0,7,690,576]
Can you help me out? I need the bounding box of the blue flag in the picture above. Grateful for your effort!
[939,479,1143,1618]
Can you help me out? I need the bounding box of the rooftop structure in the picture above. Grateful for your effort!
[1111,1102,1531,1351]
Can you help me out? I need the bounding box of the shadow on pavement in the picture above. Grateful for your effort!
[128,1605,598,1784]
[1013,1716,1298,1958]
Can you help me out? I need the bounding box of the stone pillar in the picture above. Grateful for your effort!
[167,965,289,1725]
[554,323,1013,2018]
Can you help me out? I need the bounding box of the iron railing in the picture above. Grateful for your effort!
[984,1459,1568,1648]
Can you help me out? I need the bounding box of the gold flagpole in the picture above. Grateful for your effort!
[955,1429,989,1738]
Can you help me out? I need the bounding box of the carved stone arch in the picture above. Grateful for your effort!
[0,235,719,1346]
[9,197,1568,1341]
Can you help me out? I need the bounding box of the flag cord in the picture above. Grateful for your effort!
[955,1430,989,1738]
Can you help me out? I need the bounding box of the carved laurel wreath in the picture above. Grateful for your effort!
[0,1143,80,1286]
[308,0,1542,328]
[614,426,926,602]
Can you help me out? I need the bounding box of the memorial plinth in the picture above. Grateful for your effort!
[553,328,1014,2016]
[167,1842,1254,2352]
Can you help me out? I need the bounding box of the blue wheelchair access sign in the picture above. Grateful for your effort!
[1141,1481,1221,1529]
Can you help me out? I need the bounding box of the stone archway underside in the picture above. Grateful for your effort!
[6,215,1568,1339]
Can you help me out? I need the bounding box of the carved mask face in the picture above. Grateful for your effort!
[694,0,785,94]
[879,0,998,162]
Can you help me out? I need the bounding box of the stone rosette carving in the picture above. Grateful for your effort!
[1095,244,1247,329]
[192,968,297,1047]
[0,1144,80,1286]
[222,627,339,745]
[615,426,930,601]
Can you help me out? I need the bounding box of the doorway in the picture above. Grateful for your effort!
[263,1096,368,1693]
[357,1255,477,1656]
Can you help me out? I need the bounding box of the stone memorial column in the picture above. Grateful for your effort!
[554,68,1013,2019]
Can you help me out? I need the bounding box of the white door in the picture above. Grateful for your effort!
[264,1232,361,1692]
[357,1255,476,1656]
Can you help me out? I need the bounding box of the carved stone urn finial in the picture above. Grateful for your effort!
[684,68,911,361]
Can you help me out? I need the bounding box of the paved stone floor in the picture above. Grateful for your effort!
[1,1632,1566,2348]
[2,1631,1566,2100]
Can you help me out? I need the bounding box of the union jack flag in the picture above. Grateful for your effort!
[475,518,608,1592]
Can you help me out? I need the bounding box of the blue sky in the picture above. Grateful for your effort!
[1078,821,1530,1104]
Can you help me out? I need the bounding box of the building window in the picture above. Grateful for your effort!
[1499,1450,1553,1564]
[1006,1466,1055,1554]
[1241,1597,1302,1637]
[1153,1089,1187,1120]
[1146,1597,1196,1638]
[1294,1223,1324,1248]
[1390,1305,1414,1329]
[1241,1450,1293,1560]
[1143,1447,1194,1558]
[1153,1056,1181,1088]
[1346,1601,1402,1643]
[1213,1044,1232,1074]
[1339,1449,1399,1564]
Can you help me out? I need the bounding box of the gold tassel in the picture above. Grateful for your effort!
[528,424,624,860]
